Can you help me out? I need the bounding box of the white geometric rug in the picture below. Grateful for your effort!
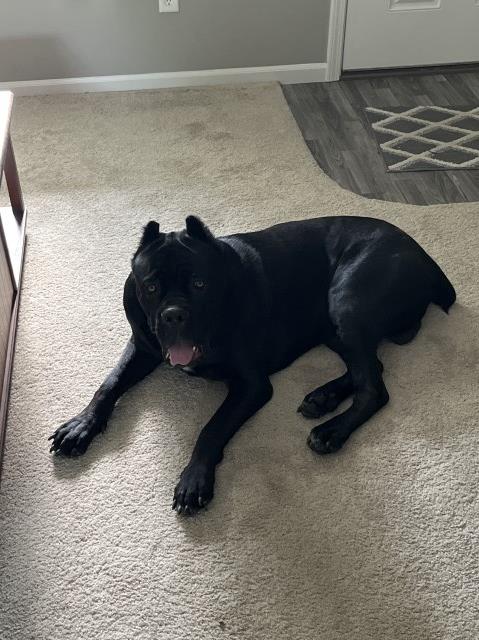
[365,106,479,172]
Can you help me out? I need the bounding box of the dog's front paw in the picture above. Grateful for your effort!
[48,411,104,457]
[173,462,215,516]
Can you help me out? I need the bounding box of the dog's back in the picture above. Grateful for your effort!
[222,216,455,373]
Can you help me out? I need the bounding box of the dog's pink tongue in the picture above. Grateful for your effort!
[168,344,195,366]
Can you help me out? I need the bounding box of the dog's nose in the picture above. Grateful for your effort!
[161,306,189,326]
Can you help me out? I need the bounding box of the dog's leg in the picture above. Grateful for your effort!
[307,338,389,455]
[49,339,160,456]
[173,376,273,515]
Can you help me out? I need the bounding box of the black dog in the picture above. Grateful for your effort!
[49,215,455,515]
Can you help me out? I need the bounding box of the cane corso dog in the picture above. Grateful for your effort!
[49,215,455,515]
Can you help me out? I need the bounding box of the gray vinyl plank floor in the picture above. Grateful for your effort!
[282,70,479,205]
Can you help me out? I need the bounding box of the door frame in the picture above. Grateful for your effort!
[326,0,348,81]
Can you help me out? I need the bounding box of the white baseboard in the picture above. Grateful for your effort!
[0,63,328,96]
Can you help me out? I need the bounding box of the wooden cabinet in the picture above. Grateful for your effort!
[0,91,27,471]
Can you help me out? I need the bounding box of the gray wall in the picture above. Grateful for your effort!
[0,0,331,82]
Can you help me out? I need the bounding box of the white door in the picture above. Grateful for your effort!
[343,0,479,71]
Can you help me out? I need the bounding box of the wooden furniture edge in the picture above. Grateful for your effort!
[0,212,26,475]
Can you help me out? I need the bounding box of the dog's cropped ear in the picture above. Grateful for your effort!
[133,220,162,261]
[185,215,216,244]
[140,220,160,247]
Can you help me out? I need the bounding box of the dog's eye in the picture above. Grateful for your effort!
[146,283,157,294]
[193,279,205,289]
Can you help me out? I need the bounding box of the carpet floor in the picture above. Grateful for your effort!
[0,84,477,640]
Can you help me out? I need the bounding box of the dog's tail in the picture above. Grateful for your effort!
[431,260,456,313]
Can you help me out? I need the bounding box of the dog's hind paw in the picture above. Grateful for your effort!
[48,411,103,457]
[307,425,347,455]
[298,391,342,419]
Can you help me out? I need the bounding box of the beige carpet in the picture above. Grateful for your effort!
[0,84,478,640]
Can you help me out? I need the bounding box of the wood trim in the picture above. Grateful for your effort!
[325,0,348,82]
[4,135,25,222]
[0,208,16,293]
[0,207,26,288]
[0,63,329,96]
[0,90,27,478]
[0,213,26,475]
[0,92,13,175]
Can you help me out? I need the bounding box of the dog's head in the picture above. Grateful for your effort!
[131,216,231,367]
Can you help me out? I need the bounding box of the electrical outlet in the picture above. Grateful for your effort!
[159,0,179,12]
